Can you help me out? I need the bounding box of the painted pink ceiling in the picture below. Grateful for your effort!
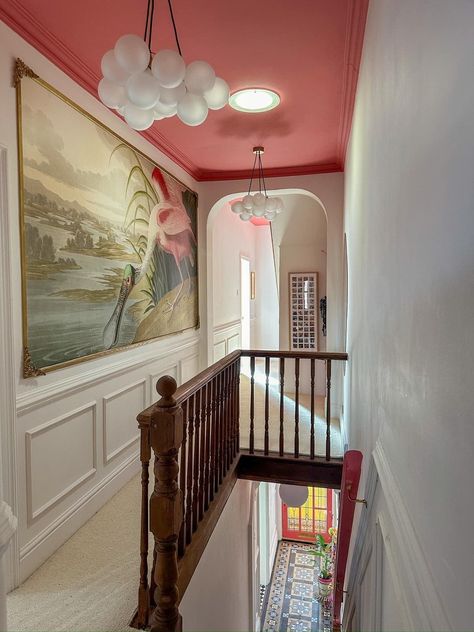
[1,0,368,180]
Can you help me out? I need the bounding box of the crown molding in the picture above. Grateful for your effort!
[337,0,370,167]
[196,161,343,182]
[1,0,367,180]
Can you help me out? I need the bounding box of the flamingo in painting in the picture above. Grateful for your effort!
[103,167,196,349]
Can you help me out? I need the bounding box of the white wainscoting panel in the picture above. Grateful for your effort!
[15,333,200,584]
[25,403,97,523]
[213,320,241,362]
[344,442,451,632]
[103,380,146,464]
[180,354,200,383]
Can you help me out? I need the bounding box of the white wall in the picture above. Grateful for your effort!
[180,480,254,632]
[211,202,256,360]
[201,174,345,367]
[0,23,202,587]
[344,0,474,629]
[255,227,279,351]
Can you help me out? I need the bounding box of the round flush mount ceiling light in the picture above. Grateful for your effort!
[229,88,280,113]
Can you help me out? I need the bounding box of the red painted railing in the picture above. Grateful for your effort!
[333,450,363,628]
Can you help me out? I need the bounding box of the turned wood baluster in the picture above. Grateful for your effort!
[178,400,188,557]
[294,357,300,458]
[218,371,225,483]
[185,396,194,545]
[136,419,151,628]
[149,376,184,632]
[225,366,232,470]
[204,381,212,510]
[235,357,241,454]
[279,358,285,457]
[249,356,255,454]
[192,389,201,532]
[264,356,270,455]
[198,387,206,522]
[310,358,316,460]
[210,376,218,498]
[326,359,332,462]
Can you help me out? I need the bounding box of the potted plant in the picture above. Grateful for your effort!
[312,528,337,601]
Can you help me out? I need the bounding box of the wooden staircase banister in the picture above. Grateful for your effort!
[131,348,349,631]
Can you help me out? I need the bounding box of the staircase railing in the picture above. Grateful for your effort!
[133,348,347,631]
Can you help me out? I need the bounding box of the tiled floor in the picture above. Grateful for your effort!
[261,541,332,632]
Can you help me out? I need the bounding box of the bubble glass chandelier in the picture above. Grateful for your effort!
[98,0,229,130]
[230,147,284,222]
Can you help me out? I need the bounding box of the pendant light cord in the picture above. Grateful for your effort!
[167,0,183,57]
[248,153,258,195]
[144,0,155,49]
[144,0,182,56]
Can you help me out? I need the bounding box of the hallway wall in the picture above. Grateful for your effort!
[0,23,202,586]
[343,0,474,629]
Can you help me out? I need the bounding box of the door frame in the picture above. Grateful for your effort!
[281,487,333,542]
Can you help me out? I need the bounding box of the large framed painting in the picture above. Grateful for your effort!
[15,59,199,377]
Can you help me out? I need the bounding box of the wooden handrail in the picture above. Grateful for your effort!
[241,349,348,361]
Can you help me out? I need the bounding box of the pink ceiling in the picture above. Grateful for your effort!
[0,0,368,181]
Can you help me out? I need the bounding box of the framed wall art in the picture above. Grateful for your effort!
[15,59,199,377]
[289,272,318,351]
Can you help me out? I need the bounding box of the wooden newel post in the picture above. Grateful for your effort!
[149,376,184,632]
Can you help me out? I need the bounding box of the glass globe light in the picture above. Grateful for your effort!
[253,192,266,207]
[204,77,230,110]
[124,104,154,131]
[253,206,266,218]
[154,100,178,117]
[264,210,276,221]
[126,70,160,109]
[274,197,284,213]
[242,194,254,210]
[98,78,127,109]
[151,49,186,88]
[265,197,277,212]
[231,201,244,214]
[101,50,130,85]
[115,34,150,75]
[240,212,251,221]
[159,82,186,106]
[177,93,208,126]
[279,484,308,507]
[185,61,216,94]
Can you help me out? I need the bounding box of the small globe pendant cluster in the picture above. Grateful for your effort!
[99,34,229,130]
[231,193,284,222]
[230,147,284,222]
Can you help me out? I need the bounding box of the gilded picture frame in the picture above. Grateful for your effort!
[15,59,199,377]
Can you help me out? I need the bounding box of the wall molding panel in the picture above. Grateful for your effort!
[213,320,241,362]
[344,442,452,631]
[25,403,97,523]
[16,336,200,583]
[102,379,146,465]
[19,451,139,582]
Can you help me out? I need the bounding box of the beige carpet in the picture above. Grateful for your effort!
[239,374,342,458]
[7,370,341,632]
[7,475,142,632]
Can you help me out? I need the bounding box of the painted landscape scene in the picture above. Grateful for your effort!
[19,75,198,374]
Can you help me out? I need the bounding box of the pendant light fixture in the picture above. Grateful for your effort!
[230,147,284,222]
[98,0,230,130]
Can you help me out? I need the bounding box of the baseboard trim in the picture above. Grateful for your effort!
[18,452,140,584]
